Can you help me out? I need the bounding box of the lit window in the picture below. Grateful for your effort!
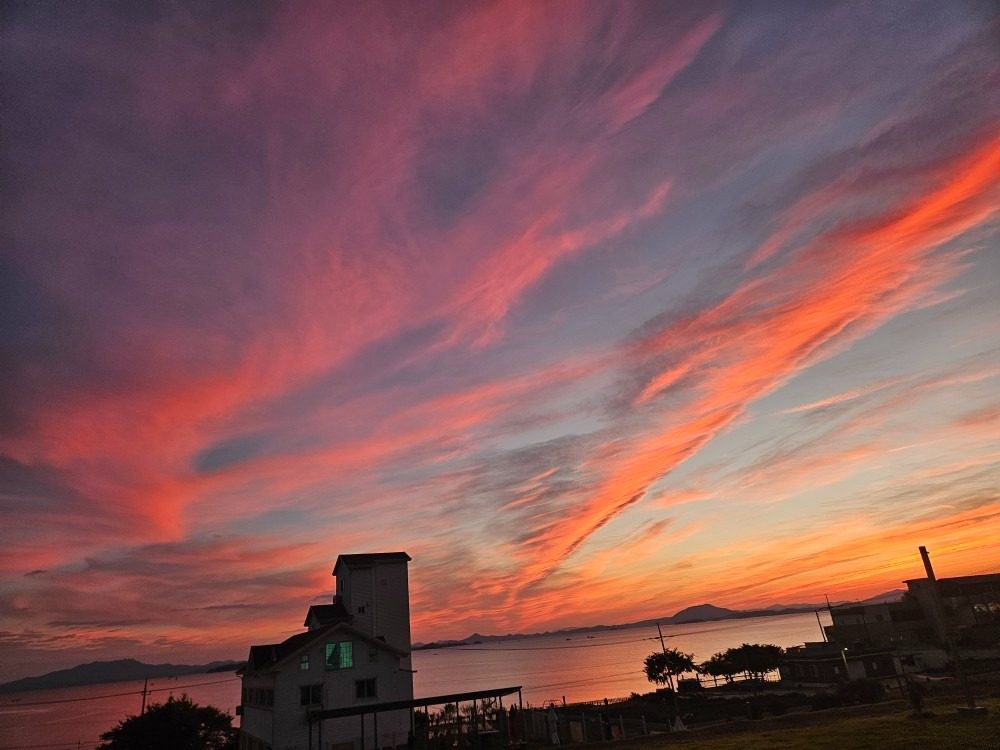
[355,678,377,699]
[300,655,310,671]
[326,640,354,670]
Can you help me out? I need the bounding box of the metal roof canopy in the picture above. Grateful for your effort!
[308,685,523,722]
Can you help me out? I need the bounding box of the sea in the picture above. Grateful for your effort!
[0,611,830,750]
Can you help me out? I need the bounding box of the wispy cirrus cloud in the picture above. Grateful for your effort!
[1,1,998,680]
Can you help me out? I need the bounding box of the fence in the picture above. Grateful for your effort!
[517,707,648,745]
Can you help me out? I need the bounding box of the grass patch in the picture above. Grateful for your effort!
[611,698,1000,750]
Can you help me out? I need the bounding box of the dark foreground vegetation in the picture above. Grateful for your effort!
[567,666,999,750]
[609,696,1000,750]
[99,695,237,750]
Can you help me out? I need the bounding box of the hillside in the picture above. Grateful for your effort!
[0,658,243,693]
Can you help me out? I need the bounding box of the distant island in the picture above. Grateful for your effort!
[2,591,903,692]
[412,591,903,649]
[0,658,245,694]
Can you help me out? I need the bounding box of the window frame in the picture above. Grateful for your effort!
[355,677,377,700]
[326,640,354,670]
[300,684,323,707]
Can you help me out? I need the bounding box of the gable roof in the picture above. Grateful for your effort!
[333,552,410,575]
[245,622,408,675]
[303,600,351,628]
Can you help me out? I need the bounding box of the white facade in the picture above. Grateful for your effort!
[242,553,414,750]
[334,554,412,662]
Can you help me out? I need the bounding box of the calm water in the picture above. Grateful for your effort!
[0,612,829,749]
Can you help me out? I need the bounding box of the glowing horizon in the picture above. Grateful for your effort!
[1,1,998,681]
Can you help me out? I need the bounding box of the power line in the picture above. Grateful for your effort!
[450,636,659,651]
[146,676,240,693]
[0,676,240,708]
[525,670,644,692]
[0,742,99,750]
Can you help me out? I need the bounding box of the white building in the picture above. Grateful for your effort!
[241,552,414,750]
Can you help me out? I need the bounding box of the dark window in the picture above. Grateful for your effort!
[300,654,310,671]
[355,678,377,699]
[300,684,323,706]
[358,605,366,614]
[369,646,378,663]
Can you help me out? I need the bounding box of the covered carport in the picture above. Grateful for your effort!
[307,686,524,750]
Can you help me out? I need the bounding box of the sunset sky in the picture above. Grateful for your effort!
[2,1,999,681]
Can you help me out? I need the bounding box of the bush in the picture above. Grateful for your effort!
[837,678,886,705]
[810,691,842,711]
[763,696,788,716]
[99,694,237,750]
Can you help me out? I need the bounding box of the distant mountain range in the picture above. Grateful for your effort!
[2,591,906,692]
[412,591,905,649]
[0,658,244,694]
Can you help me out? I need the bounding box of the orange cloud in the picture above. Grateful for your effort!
[505,129,999,587]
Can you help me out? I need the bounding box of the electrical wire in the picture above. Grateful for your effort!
[0,676,240,708]
[0,742,99,749]
[449,636,659,651]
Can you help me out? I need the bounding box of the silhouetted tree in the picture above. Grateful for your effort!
[698,651,738,686]
[644,648,695,692]
[99,694,237,750]
[727,643,784,681]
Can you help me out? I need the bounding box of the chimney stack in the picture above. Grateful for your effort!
[919,545,936,582]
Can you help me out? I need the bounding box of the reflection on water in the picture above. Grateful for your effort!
[413,612,830,705]
[0,612,829,749]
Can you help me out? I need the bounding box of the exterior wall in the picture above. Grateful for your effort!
[268,636,414,750]
[241,674,276,747]
[343,566,375,637]
[337,560,411,655]
[905,582,948,645]
[779,646,898,684]
[898,647,949,672]
[372,560,411,654]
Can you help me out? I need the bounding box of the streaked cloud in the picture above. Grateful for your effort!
[1,0,997,680]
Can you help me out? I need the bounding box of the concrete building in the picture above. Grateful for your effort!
[783,569,1000,687]
[779,642,899,685]
[824,572,1000,655]
[241,552,414,750]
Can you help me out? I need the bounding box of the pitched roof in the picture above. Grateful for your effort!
[245,622,408,675]
[247,628,326,673]
[303,601,351,628]
[333,552,410,575]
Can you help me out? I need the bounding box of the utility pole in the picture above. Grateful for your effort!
[919,546,976,711]
[140,677,149,714]
[814,610,827,642]
[656,623,685,732]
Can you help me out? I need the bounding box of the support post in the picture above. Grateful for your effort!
[518,690,525,745]
[656,623,683,730]
[920,545,976,711]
